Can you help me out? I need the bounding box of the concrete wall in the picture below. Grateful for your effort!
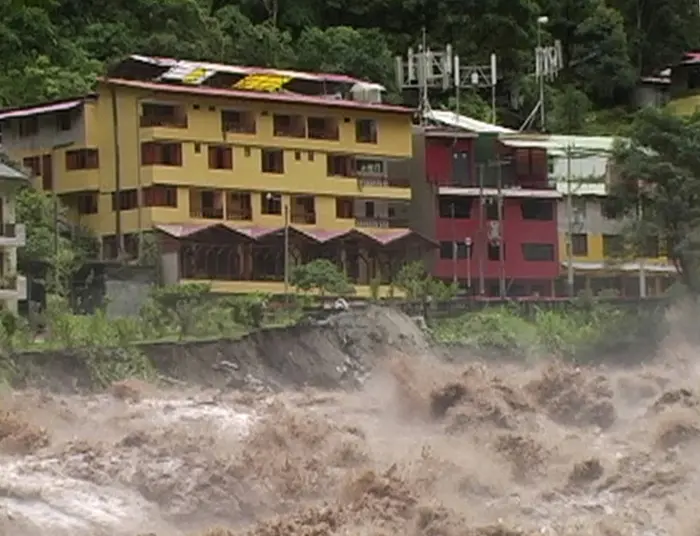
[557,197,622,235]
[1,106,87,154]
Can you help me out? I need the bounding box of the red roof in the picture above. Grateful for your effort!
[100,77,413,114]
[0,97,92,121]
[154,223,435,246]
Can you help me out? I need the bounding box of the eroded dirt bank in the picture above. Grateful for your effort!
[1,307,699,536]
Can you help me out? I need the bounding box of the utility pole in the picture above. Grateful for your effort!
[566,144,575,297]
[497,160,506,298]
[284,202,289,297]
[477,164,485,295]
[536,16,548,131]
[451,202,457,285]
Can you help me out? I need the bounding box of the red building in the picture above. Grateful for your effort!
[410,123,561,297]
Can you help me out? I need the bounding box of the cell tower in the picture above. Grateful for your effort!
[395,28,498,123]
[519,17,563,132]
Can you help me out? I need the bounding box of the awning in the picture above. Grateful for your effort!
[439,186,562,199]
[0,99,84,121]
[498,135,615,156]
[561,260,676,274]
[0,162,28,181]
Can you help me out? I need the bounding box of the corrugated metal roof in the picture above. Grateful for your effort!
[0,99,84,121]
[131,55,365,85]
[424,110,515,134]
[0,162,28,180]
[102,78,412,114]
[499,135,615,155]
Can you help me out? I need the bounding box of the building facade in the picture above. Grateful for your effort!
[548,135,675,296]
[0,162,27,312]
[413,113,561,297]
[0,55,434,296]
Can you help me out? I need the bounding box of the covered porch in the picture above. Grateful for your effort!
[154,223,436,297]
[556,260,677,297]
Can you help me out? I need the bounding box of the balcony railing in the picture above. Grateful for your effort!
[355,217,409,229]
[291,213,317,225]
[226,209,252,221]
[0,273,17,290]
[190,208,224,219]
[308,125,340,140]
[359,176,410,188]
[140,115,188,128]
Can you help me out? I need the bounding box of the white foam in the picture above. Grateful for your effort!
[0,458,162,534]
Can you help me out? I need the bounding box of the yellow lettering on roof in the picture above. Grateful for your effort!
[233,73,291,92]
[183,67,208,84]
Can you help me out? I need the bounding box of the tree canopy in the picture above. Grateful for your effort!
[2,0,700,130]
[607,108,700,292]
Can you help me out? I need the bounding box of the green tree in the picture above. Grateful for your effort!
[607,107,700,293]
[290,259,353,296]
[550,85,591,133]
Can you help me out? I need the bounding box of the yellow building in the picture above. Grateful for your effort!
[0,162,28,311]
[0,55,433,296]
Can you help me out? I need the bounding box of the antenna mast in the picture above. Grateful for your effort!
[395,33,498,125]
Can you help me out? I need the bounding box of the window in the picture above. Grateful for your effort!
[601,202,617,220]
[244,147,251,157]
[522,243,555,261]
[41,154,52,190]
[76,192,98,214]
[485,200,503,220]
[571,233,588,256]
[56,111,72,131]
[439,241,470,259]
[143,186,177,208]
[520,199,553,220]
[327,154,355,177]
[308,152,314,161]
[487,242,504,261]
[65,149,99,170]
[355,119,378,143]
[19,117,38,137]
[572,198,587,216]
[307,117,339,140]
[22,156,41,176]
[194,143,201,154]
[141,142,182,166]
[438,196,471,218]
[261,149,284,173]
[291,195,316,224]
[603,234,625,257]
[356,159,384,175]
[221,110,256,134]
[295,151,301,161]
[208,145,233,169]
[227,192,252,220]
[336,198,354,219]
[261,192,282,215]
[365,201,375,218]
[273,114,305,137]
[112,189,138,211]
[140,102,187,128]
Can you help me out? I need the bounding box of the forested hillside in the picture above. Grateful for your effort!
[2,0,700,131]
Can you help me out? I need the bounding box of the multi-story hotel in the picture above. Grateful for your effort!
[0,162,27,311]
[414,111,561,297]
[0,55,435,296]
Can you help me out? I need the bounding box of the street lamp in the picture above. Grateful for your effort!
[464,237,472,291]
[266,193,289,296]
[536,15,549,132]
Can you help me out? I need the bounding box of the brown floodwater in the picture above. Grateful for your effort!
[2,323,700,536]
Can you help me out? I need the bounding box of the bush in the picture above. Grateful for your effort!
[430,301,645,360]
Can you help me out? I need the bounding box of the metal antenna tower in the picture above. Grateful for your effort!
[395,32,498,124]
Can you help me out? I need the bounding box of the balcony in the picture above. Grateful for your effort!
[358,176,410,188]
[355,217,409,229]
[291,212,317,225]
[0,273,25,301]
[0,224,25,247]
[307,117,340,141]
